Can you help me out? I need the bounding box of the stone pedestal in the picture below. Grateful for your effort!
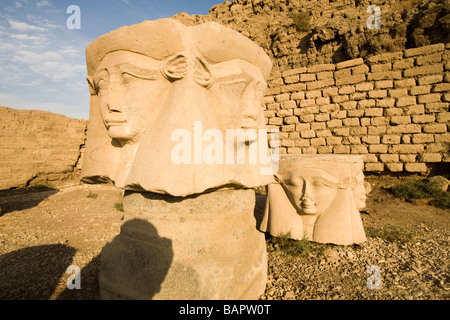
[99,188,267,300]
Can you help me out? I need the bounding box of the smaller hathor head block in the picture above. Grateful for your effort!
[81,18,274,197]
[258,155,368,245]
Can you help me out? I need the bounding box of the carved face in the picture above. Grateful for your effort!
[88,51,171,142]
[280,166,342,215]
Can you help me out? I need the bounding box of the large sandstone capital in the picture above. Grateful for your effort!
[81,18,275,197]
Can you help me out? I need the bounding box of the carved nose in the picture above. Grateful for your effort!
[301,195,315,206]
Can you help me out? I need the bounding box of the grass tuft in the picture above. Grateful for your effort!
[114,202,124,212]
[267,233,328,258]
[391,178,450,209]
[288,11,311,32]
[365,224,423,244]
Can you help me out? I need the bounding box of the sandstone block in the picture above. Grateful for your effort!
[291,91,305,100]
[375,80,394,89]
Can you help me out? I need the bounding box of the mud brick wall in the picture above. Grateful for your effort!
[264,43,450,173]
[0,107,88,190]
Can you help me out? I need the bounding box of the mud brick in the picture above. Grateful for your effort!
[410,86,431,95]
[333,145,350,154]
[389,88,408,98]
[394,78,416,88]
[317,145,333,154]
[376,99,396,108]
[300,73,316,82]
[412,134,435,144]
[361,136,380,144]
[356,82,373,92]
[418,93,442,104]
[375,80,394,89]
[385,108,404,116]
[382,135,401,144]
[322,87,339,97]
[396,96,417,107]
[390,144,424,154]
[339,85,356,94]
[386,124,421,134]
[403,43,445,57]
[405,104,425,115]
[291,91,305,100]
[365,163,384,171]
[386,163,403,172]
[398,155,416,163]
[390,116,411,125]
[369,144,388,153]
[420,153,442,162]
[306,90,322,99]
[404,163,427,172]
[412,115,436,124]
[282,67,308,77]
[307,79,335,90]
[379,154,400,163]
[335,74,366,86]
[284,75,300,84]
[307,64,335,73]
[365,108,383,117]
[404,64,443,77]
[416,52,442,66]
[417,75,443,85]
[336,58,364,69]
[326,136,343,145]
[275,93,290,102]
[371,63,392,73]
[423,123,448,133]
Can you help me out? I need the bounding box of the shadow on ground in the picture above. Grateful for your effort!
[0,187,59,216]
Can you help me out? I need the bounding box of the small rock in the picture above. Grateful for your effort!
[404,294,413,300]
[412,290,423,298]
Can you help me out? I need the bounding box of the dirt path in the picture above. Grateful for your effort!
[0,176,448,300]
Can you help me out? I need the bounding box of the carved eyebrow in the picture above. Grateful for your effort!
[119,63,158,80]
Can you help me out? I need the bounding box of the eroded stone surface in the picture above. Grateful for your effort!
[99,188,267,300]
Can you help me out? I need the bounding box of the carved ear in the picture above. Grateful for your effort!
[86,76,96,95]
[161,53,188,82]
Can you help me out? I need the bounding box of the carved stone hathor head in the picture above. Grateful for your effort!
[81,19,275,197]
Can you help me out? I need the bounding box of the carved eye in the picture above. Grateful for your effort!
[122,72,137,85]
[96,79,109,91]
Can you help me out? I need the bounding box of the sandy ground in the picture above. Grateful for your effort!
[0,175,448,300]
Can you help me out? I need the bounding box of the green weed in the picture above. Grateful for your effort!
[365,224,423,244]
[288,12,311,32]
[267,233,328,258]
[114,202,124,212]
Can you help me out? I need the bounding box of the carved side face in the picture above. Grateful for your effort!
[87,51,171,143]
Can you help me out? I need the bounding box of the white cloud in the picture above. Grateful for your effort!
[122,0,131,4]
[36,1,51,8]
[8,18,47,32]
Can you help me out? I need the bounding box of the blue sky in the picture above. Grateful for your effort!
[0,0,222,119]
